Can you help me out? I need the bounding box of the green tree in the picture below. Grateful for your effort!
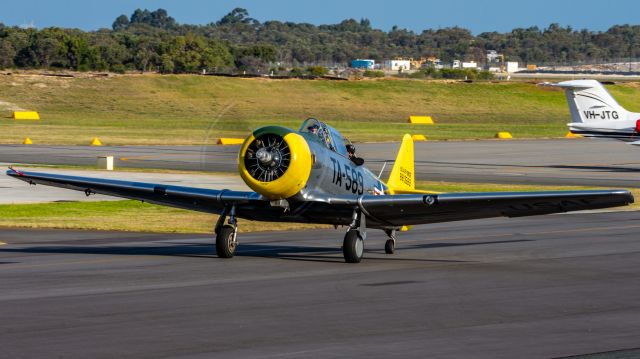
[112,15,129,31]
[33,37,65,67]
[218,8,254,25]
[0,39,15,68]
[159,54,174,73]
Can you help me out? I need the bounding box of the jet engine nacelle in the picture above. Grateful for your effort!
[238,126,312,200]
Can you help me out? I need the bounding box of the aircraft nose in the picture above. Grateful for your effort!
[256,147,273,165]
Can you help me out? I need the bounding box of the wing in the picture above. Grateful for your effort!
[325,190,633,227]
[6,169,264,214]
[6,169,634,228]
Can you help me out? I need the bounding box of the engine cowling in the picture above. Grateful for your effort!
[238,126,312,200]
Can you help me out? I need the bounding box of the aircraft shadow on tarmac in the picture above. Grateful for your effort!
[0,238,531,263]
[548,164,640,172]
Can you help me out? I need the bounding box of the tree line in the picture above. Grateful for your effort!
[1,7,639,74]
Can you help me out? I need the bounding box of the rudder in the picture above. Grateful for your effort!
[386,134,415,194]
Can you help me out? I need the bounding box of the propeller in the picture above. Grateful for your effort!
[199,101,248,173]
[244,133,291,182]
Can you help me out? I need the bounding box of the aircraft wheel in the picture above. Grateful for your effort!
[216,225,237,258]
[343,229,364,263]
[385,239,395,254]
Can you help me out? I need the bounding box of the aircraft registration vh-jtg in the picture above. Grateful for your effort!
[6,118,635,263]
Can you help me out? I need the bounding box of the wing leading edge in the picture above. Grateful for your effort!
[6,169,263,214]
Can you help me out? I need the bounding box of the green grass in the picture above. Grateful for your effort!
[0,200,328,233]
[2,73,639,145]
[0,181,636,234]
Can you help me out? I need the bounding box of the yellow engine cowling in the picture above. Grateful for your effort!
[238,126,312,200]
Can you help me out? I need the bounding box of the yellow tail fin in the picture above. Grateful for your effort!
[386,134,439,195]
[386,134,415,194]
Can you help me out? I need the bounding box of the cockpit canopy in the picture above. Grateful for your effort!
[299,118,349,157]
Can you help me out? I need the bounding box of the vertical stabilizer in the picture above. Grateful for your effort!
[549,79,640,138]
[553,80,628,123]
[386,134,415,194]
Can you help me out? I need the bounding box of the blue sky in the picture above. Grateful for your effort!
[2,0,639,34]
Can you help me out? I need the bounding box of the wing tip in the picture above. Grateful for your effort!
[6,166,24,177]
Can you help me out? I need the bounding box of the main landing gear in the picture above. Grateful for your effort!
[215,206,238,258]
[343,210,366,263]
[342,210,401,263]
[384,229,397,255]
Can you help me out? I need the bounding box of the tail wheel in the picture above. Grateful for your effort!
[343,229,364,263]
[385,239,395,254]
[216,225,237,258]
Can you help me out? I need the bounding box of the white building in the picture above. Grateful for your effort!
[452,60,461,68]
[385,59,411,71]
[462,61,478,69]
[506,61,519,73]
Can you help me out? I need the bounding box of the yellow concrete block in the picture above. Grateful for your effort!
[408,116,434,124]
[217,138,244,145]
[91,137,103,146]
[23,137,33,145]
[495,131,513,139]
[411,134,427,141]
[565,132,583,138]
[13,111,40,120]
[400,225,413,232]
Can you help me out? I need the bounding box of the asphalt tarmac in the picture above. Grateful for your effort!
[2,211,640,358]
[2,138,639,187]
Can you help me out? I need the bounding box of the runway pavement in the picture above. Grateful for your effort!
[2,138,640,187]
[2,211,640,358]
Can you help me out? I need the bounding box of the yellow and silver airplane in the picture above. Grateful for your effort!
[6,118,634,263]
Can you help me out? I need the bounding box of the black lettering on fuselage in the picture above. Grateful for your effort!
[330,157,337,184]
[583,110,619,120]
[329,156,363,195]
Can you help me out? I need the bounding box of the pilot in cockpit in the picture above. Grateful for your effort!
[345,139,364,166]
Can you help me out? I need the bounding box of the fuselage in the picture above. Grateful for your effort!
[296,132,386,200]
[569,118,639,141]
[234,119,390,227]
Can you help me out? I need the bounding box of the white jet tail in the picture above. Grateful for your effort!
[548,79,640,139]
